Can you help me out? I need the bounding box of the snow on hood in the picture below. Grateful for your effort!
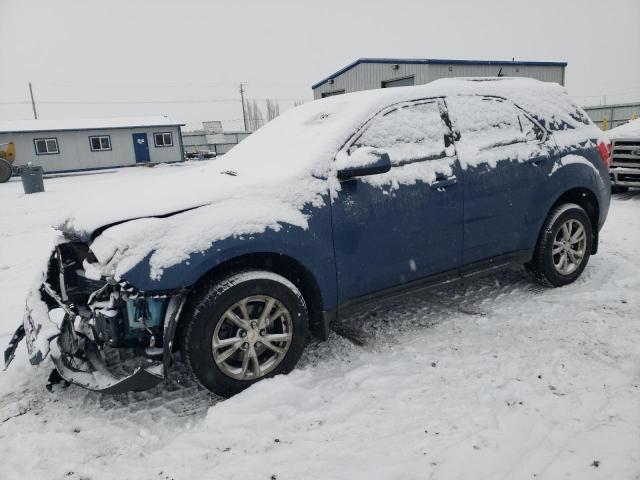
[605,118,640,139]
[55,77,597,281]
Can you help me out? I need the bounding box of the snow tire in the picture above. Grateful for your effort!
[531,203,593,287]
[183,270,309,397]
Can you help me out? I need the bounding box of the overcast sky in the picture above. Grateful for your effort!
[1,0,638,130]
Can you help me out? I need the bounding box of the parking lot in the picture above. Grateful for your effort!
[0,169,639,479]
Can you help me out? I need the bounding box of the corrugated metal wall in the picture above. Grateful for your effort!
[313,62,565,99]
[181,131,251,154]
[584,103,640,129]
[314,63,430,99]
[427,64,564,84]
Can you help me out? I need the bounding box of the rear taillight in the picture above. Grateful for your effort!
[597,139,612,168]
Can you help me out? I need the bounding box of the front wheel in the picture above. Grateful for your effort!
[530,203,593,287]
[183,271,309,397]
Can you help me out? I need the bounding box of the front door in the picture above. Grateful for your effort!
[132,133,150,163]
[331,99,464,304]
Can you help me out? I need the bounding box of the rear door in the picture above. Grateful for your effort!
[445,96,549,264]
[330,99,464,303]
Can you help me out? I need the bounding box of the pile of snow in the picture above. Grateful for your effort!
[605,118,640,139]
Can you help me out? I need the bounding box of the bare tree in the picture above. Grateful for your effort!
[244,99,265,132]
[251,100,264,131]
[293,99,305,107]
[265,99,280,121]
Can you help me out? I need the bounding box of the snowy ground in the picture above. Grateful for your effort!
[0,167,639,480]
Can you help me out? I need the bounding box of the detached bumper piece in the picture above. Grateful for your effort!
[3,324,25,370]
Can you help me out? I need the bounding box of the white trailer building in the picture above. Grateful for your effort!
[312,58,567,99]
[0,116,184,174]
[182,120,251,156]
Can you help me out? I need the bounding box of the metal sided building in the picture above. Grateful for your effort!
[0,116,185,174]
[583,102,640,130]
[312,58,567,99]
[181,120,251,156]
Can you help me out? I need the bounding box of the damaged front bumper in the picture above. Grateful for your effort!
[4,245,187,394]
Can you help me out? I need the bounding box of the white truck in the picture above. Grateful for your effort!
[607,119,640,193]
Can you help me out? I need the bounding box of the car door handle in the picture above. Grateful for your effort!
[430,176,457,190]
[528,157,545,166]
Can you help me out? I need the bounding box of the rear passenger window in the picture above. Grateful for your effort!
[351,101,448,164]
[447,96,543,151]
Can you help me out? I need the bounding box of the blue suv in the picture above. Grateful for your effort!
[4,78,611,397]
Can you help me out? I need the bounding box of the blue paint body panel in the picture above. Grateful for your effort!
[122,198,340,312]
[331,163,464,302]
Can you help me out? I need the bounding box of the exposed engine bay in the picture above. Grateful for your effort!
[4,242,187,394]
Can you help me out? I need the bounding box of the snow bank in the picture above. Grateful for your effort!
[605,118,640,139]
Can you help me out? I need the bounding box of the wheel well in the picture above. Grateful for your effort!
[551,187,600,253]
[175,253,327,348]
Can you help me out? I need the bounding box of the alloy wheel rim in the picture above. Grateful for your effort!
[552,218,587,275]
[212,295,293,381]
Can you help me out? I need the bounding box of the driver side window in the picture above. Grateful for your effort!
[351,101,448,165]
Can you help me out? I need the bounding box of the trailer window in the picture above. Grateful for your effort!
[34,138,59,155]
[89,135,111,152]
[154,132,173,147]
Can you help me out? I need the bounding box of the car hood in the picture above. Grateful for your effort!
[55,164,245,243]
[55,159,329,282]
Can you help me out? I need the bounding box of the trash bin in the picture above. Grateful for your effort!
[20,164,45,194]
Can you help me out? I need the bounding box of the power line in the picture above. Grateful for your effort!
[0,80,312,88]
[0,97,309,105]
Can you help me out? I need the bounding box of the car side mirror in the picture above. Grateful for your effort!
[337,148,392,180]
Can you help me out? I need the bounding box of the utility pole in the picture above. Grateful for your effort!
[239,83,247,132]
[28,81,38,119]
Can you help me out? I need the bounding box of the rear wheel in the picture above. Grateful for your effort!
[530,203,593,287]
[0,158,12,183]
[183,271,308,397]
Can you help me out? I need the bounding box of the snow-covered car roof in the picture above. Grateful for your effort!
[605,118,640,140]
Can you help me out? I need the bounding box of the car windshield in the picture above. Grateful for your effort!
[218,93,383,178]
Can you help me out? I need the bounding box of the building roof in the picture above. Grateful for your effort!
[312,58,568,90]
[0,116,184,133]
